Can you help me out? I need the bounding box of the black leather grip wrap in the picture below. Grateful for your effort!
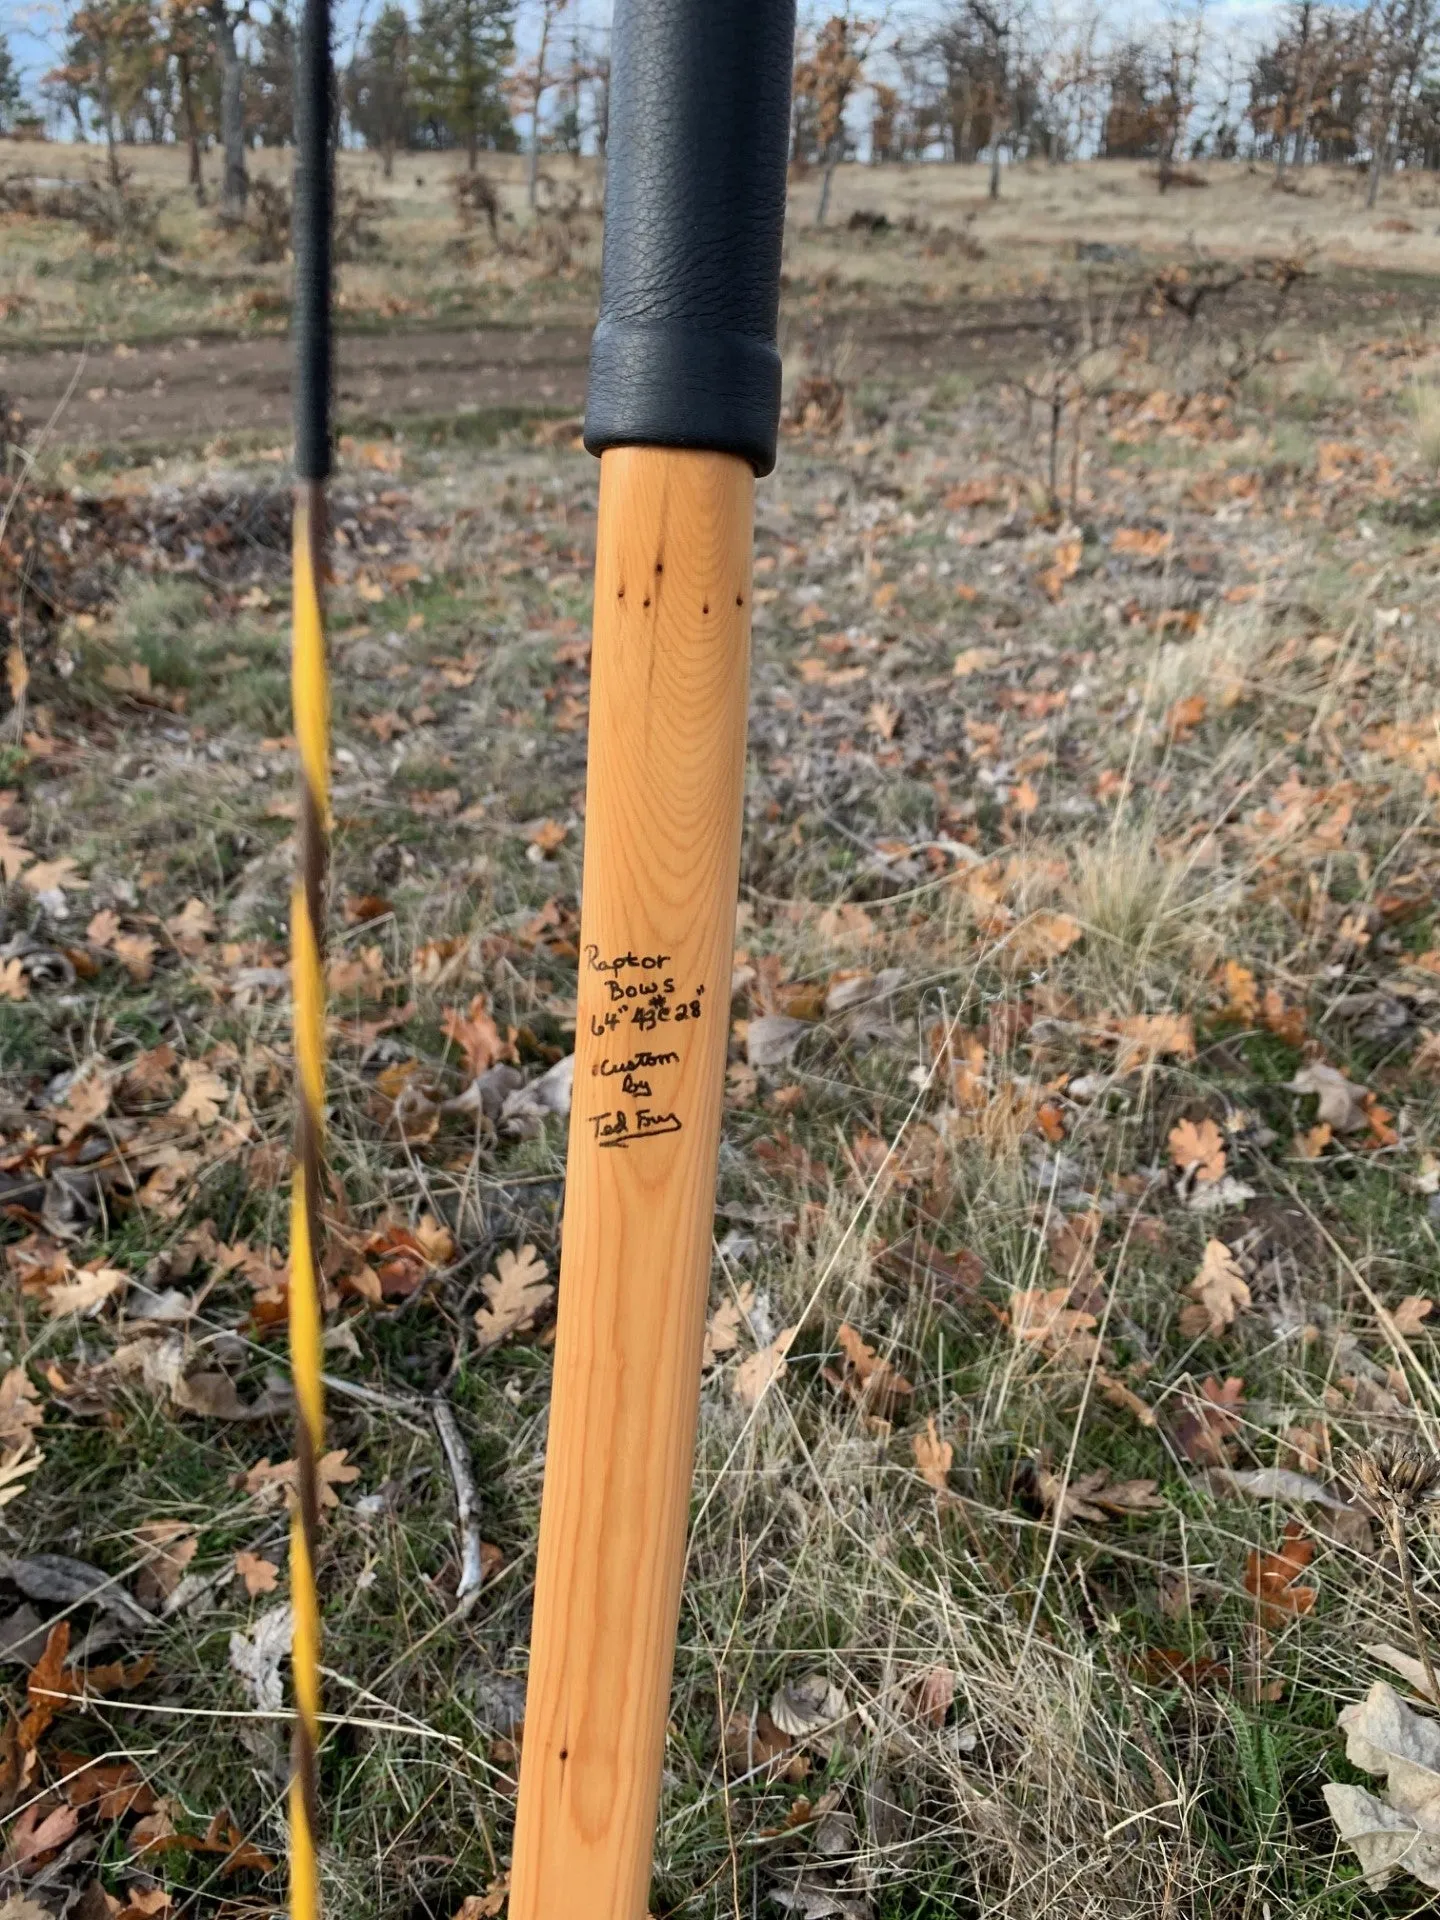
[292,0,332,482]
[583,0,796,477]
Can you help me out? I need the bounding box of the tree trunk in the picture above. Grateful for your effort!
[989,143,1001,199]
[382,139,394,180]
[212,3,248,220]
[178,50,205,203]
[1367,131,1386,208]
[816,150,837,225]
[527,11,553,210]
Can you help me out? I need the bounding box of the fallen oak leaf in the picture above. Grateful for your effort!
[21,1623,153,1751]
[1114,1011,1195,1075]
[112,932,157,982]
[0,1371,42,1449]
[1168,1116,1226,1184]
[733,1326,800,1409]
[54,1753,157,1819]
[21,858,83,895]
[0,827,31,883]
[233,1551,279,1596]
[1173,1374,1245,1466]
[243,1449,359,1511]
[133,1521,197,1607]
[473,1245,554,1353]
[42,1264,125,1320]
[2,1799,79,1872]
[1032,1464,1163,1524]
[912,1665,955,1728]
[1244,1519,1318,1625]
[0,1449,41,1512]
[1289,1061,1370,1133]
[166,898,216,955]
[441,994,507,1078]
[829,1322,913,1418]
[170,1064,228,1128]
[1388,1296,1435,1339]
[1179,1239,1250,1338]
[702,1283,754,1368]
[912,1416,953,1493]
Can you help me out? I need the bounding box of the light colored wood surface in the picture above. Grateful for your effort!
[509,445,755,1920]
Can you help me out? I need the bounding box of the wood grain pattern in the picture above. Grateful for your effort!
[509,445,755,1920]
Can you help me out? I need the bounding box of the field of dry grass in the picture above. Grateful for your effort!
[2,148,1440,1920]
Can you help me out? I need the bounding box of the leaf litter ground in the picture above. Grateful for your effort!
[6,279,1440,1918]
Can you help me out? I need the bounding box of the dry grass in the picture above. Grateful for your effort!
[4,154,1440,1920]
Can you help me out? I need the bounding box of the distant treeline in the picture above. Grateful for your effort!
[0,1,1433,221]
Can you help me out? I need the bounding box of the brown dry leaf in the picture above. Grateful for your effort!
[1220,959,1260,1022]
[1389,1296,1435,1338]
[1165,693,1207,739]
[1293,1122,1333,1159]
[166,897,216,955]
[85,909,120,949]
[0,958,27,1003]
[527,818,568,856]
[53,1070,111,1145]
[0,827,30,883]
[113,933,157,982]
[734,1326,800,1409]
[244,1449,360,1511]
[363,1216,454,1299]
[5,644,28,704]
[912,1416,953,1493]
[1289,1062,1369,1133]
[21,1623,153,1753]
[1114,1012,1195,1074]
[0,1371,42,1450]
[1009,1286,1098,1357]
[1113,525,1172,558]
[3,1800,79,1872]
[1245,1520,1318,1625]
[702,1283,754,1368]
[866,700,900,741]
[832,1322,914,1418]
[913,1665,956,1728]
[451,1881,510,1920]
[234,1551,279,1596]
[1033,1465,1164,1524]
[1180,1239,1251,1338]
[1173,1375,1246,1465]
[134,1522,198,1606]
[1038,536,1083,600]
[171,1064,228,1128]
[54,1753,156,1820]
[1011,910,1083,965]
[102,662,152,697]
[442,995,507,1078]
[1261,986,1306,1045]
[473,1245,554,1353]
[22,857,83,895]
[42,1263,125,1320]
[171,1370,257,1421]
[1168,1117,1226,1184]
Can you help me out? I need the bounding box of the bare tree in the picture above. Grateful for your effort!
[793,11,881,226]
[515,0,568,210]
[206,0,249,218]
[1154,0,1206,189]
[1362,0,1436,206]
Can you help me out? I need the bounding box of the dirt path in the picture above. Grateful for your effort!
[0,323,593,449]
[0,269,1401,453]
